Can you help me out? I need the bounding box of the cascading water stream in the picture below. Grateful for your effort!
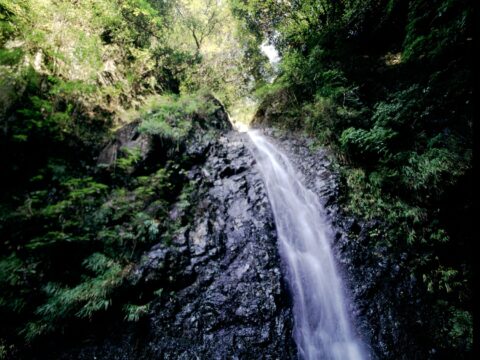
[247,130,365,360]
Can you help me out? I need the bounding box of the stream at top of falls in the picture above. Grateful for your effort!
[247,129,365,360]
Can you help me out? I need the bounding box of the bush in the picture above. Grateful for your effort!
[24,254,126,340]
[0,159,185,344]
[138,94,216,141]
[340,126,398,160]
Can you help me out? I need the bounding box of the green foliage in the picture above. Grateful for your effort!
[401,143,471,196]
[0,101,209,348]
[0,254,31,314]
[116,147,142,173]
[23,254,125,340]
[0,48,23,66]
[253,80,288,100]
[340,126,398,158]
[402,0,470,62]
[0,156,194,343]
[0,0,219,185]
[169,0,269,106]
[138,94,215,141]
[123,303,150,322]
[446,308,473,351]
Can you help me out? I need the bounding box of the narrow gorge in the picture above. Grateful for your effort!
[0,0,473,359]
[37,109,434,359]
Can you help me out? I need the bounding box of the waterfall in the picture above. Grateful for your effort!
[247,130,365,360]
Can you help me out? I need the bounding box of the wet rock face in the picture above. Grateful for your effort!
[58,131,295,359]
[139,132,295,359]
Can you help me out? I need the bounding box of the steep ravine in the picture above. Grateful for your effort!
[46,113,419,359]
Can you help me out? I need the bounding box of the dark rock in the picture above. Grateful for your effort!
[97,119,152,168]
[55,131,295,360]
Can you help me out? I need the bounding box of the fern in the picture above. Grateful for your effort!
[123,303,150,322]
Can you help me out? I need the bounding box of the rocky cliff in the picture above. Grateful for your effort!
[37,100,428,359]
[39,103,296,359]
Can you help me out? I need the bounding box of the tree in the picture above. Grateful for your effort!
[174,0,221,52]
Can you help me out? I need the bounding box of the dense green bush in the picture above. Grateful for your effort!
[0,152,194,346]
[138,94,216,141]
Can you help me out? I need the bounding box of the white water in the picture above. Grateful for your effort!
[248,130,365,360]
